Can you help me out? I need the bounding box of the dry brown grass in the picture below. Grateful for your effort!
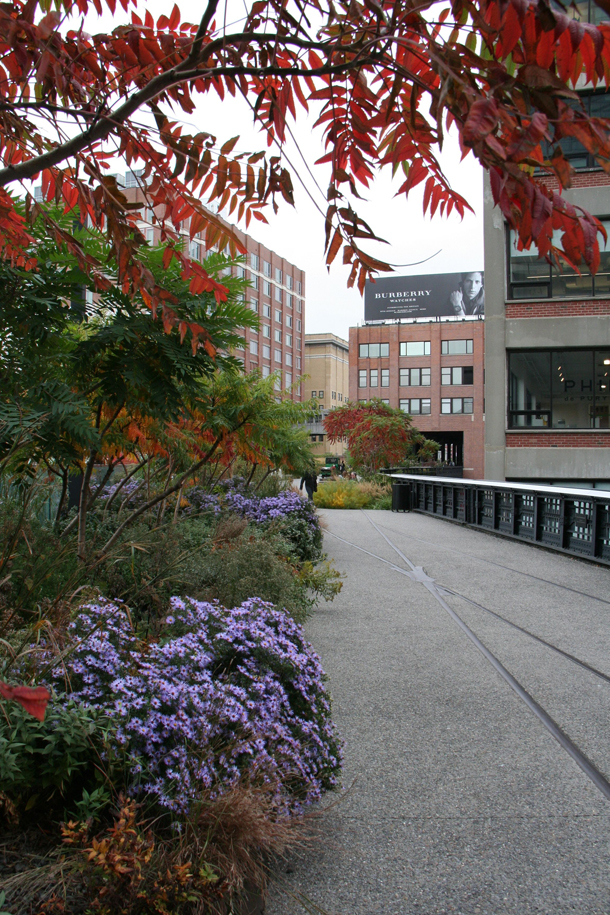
[1,783,312,915]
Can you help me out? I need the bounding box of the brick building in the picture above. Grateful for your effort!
[484,102,610,487]
[304,333,349,457]
[349,320,485,478]
[119,173,306,399]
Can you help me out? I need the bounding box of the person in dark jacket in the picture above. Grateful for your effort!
[447,271,485,316]
[300,471,318,501]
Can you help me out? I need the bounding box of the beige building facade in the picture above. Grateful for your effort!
[304,333,349,457]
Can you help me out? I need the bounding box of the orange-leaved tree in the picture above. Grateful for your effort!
[2,0,610,324]
[325,399,438,473]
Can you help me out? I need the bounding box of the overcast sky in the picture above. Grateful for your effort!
[86,1,485,341]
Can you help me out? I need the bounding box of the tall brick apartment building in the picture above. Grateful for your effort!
[484,91,610,487]
[107,174,306,400]
[349,320,485,478]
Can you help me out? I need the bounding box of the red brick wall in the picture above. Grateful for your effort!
[506,433,610,447]
[349,321,485,478]
[506,300,610,318]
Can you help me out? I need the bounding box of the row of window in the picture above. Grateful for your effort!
[249,340,301,367]
[310,391,345,402]
[359,340,474,358]
[249,255,303,294]
[252,325,301,348]
[508,348,610,429]
[249,301,303,324]
[358,398,474,415]
[358,366,474,387]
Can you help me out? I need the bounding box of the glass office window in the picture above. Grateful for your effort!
[381,369,389,387]
[359,370,367,387]
[370,369,378,387]
[359,342,389,357]
[263,261,271,277]
[441,366,474,385]
[441,340,473,355]
[509,349,610,428]
[400,368,431,386]
[250,254,259,270]
[399,341,430,356]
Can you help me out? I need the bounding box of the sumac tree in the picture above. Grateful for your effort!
[324,399,438,473]
[1,0,610,329]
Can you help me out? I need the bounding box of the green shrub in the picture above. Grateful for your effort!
[0,697,115,820]
[313,480,392,510]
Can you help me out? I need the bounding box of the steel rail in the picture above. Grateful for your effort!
[325,514,610,802]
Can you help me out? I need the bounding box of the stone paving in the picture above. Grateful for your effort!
[265,509,610,915]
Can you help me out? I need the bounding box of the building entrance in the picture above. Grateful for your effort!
[429,431,464,467]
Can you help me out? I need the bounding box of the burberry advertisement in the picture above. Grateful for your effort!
[364,271,485,321]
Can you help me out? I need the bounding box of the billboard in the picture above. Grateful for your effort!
[364,271,484,322]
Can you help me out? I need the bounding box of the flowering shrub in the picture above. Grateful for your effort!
[224,490,323,562]
[47,597,341,815]
[181,487,221,516]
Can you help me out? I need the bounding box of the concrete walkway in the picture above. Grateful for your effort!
[266,509,610,915]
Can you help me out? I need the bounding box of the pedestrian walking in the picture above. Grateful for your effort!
[300,471,318,501]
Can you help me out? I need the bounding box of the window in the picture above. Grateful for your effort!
[508,349,610,428]
[124,169,144,187]
[275,309,282,323]
[399,399,431,415]
[399,368,431,386]
[381,399,390,404]
[263,260,271,277]
[296,320,301,332]
[236,265,246,278]
[146,227,155,244]
[399,341,430,356]
[381,369,390,387]
[441,367,474,385]
[297,280,302,295]
[34,186,43,201]
[296,356,301,369]
[359,343,389,358]
[296,299,302,313]
[250,340,258,355]
[286,353,292,366]
[370,369,379,387]
[275,376,282,391]
[286,276,293,290]
[251,253,259,271]
[275,287,282,303]
[319,390,324,398]
[262,345,270,359]
[286,315,292,328]
[441,398,474,414]
[262,325,270,338]
[311,390,317,398]
[275,267,283,284]
[262,365,270,377]
[550,0,607,23]
[263,303,271,318]
[263,281,271,297]
[250,273,259,290]
[296,338,301,350]
[332,391,336,400]
[275,349,282,363]
[274,329,282,343]
[285,372,292,386]
[543,90,610,170]
[508,224,610,299]
[441,339,473,355]
[286,334,292,347]
[250,299,258,313]
[359,370,367,387]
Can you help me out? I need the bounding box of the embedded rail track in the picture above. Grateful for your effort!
[326,510,610,803]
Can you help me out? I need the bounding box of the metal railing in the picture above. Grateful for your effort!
[390,474,610,566]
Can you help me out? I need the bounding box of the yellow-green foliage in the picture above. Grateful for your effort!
[313,481,391,510]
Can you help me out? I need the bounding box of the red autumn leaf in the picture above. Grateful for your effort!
[0,681,51,721]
